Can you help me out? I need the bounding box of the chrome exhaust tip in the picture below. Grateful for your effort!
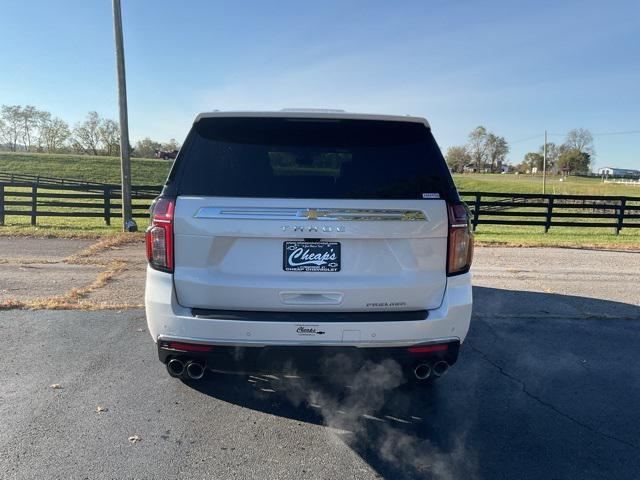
[433,360,449,377]
[185,361,205,380]
[413,364,432,380]
[167,358,185,378]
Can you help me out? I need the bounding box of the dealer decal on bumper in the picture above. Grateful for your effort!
[296,325,326,336]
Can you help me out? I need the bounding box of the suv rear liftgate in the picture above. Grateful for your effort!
[145,112,473,383]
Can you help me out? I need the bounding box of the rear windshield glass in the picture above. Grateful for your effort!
[171,117,457,200]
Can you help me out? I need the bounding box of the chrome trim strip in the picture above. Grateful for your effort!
[157,334,459,348]
[194,207,427,221]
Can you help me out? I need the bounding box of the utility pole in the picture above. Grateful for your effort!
[542,130,547,195]
[112,0,137,232]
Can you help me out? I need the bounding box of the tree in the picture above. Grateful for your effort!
[49,118,71,152]
[486,134,509,172]
[467,126,488,171]
[19,105,41,151]
[0,105,23,151]
[34,110,51,151]
[38,112,70,152]
[445,146,471,173]
[99,118,120,156]
[557,149,591,174]
[564,128,594,156]
[0,118,5,143]
[161,138,180,152]
[134,137,162,158]
[73,111,102,155]
[500,162,515,173]
[538,141,560,173]
[0,118,9,149]
[514,160,529,174]
[523,152,544,172]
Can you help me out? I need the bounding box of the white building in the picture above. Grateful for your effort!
[597,167,640,177]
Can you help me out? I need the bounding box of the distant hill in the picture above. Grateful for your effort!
[0,151,171,185]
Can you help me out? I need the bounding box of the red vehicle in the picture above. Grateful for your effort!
[154,149,178,160]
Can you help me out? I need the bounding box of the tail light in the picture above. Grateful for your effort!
[408,344,449,354]
[166,341,213,352]
[447,202,474,276]
[146,197,175,272]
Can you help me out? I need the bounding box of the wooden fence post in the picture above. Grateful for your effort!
[544,196,554,233]
[103,186,111,226]
[473,193,481,231]
[0,184,4,226]
[31,185,37,226]
[616,198,626,235]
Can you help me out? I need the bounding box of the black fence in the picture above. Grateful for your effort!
[0,172,109,189]
[0,179,639,233]
[459,191,640,234]
[0,182,161,226]
[0,172,162,196]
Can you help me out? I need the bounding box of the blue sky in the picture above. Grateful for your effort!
[1,0,639,169]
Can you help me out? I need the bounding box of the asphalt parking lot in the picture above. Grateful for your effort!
[0,242,639,479]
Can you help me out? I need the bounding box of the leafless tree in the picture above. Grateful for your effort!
[34,111,50,151]
[99,118,120,156]
[73,111,102,155]
[19,105,41,151]
[564,128,594,156]
[536,141,560,173]
[0,105,23,151]
[38,112,71,152]
[0,118,9,148]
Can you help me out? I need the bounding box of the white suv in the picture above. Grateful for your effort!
[145,111,473,385]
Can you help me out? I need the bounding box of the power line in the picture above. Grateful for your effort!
[548,130,640,137]
[509,134,544,144]
[471,129,639,147]
[591,130,640,136]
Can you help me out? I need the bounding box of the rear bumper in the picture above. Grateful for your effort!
[157,339,460,374]
[145,267,472,371]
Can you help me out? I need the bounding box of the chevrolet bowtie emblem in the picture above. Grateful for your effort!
[306,209,319,220]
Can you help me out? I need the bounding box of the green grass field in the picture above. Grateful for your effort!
[453,173,640,197]
[1,152,639,247]
[0,151,171,185]
[2,152,637,196]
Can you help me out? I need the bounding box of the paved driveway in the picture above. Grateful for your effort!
[0,244,639,479]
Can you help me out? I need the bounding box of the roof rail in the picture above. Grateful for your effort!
[279,108,346,113]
